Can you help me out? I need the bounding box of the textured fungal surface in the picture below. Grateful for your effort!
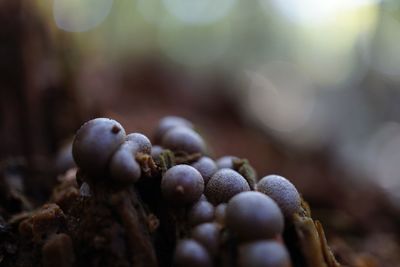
[257,175,301,217]
[0,116,342,267]
[205,168,250,205]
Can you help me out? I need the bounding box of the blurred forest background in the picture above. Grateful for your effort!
[1,0,400,266]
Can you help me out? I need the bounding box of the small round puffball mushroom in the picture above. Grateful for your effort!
[257,175,301,217]
[226,191,284,241]
[205,169,250,205]
[238,240,291,267]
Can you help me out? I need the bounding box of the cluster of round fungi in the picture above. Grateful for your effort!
[72,116,302,267]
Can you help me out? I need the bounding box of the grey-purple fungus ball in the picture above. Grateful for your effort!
[257,175,301,217]
[205,169,250,205]
[226,191,284,241]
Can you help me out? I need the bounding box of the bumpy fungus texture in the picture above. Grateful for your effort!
[257,175,301,217]
[205,168,250,205]
[1,115,342,267]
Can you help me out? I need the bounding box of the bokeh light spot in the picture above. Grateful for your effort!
[245,62,315,134]
[263,0,380,25]
[162,0,237,25]
[53,0,113,32]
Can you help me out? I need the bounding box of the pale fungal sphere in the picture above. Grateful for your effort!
[191,157,218,184]
[174,239,212,267]
[205,169,250,205]
[188,200,215,226]
[154,116,193,143]
[226,191,284,241]
[126,133,152,154]
[257,175,301,217]
[110,141,141,184]
[162,127,207,154]
[72,118,126,176]
[238,241,291,267]
[216,156,239,169]
[161,165,204,204]
[191,223,220,256]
